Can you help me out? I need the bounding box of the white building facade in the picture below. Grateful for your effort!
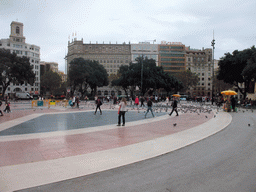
[131,42,158,65]
[0,21,40,96]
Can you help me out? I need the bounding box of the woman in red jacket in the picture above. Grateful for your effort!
[135,96,139,107]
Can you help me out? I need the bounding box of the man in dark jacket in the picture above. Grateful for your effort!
[231,96,236,112]
[95,98,102,115]
[169,97,179,116]
[145,97,154,118]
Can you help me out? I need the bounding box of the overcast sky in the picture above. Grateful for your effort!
[1,0,255,72]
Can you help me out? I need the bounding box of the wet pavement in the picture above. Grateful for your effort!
[0,101,232,192]
[0,111,166,135]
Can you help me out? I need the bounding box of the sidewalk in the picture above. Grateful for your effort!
[0,104,232,192]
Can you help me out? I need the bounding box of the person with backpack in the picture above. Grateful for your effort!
[145,97,154,118]
[95,98,102,115]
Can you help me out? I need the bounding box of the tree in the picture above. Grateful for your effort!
[112,57,183,96]
[68,58,108,97]
[86,60,109,95]
[108,73,122,95]
[0,48,35,99]
[68,58,91,97]
[40,70,62,95]
[217,46,256,99]
[158,72,183,95]
[242,51,256,81]
[174,70,199,93]
[213,75,233,95]
[111,65,131,96]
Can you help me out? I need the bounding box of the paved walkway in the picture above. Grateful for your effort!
[0,102,232,192]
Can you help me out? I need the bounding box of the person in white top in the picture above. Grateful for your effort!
[72,96,76,107]
[117,97,127,126]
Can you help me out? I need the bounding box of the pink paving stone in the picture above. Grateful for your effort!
[0,107,214,167]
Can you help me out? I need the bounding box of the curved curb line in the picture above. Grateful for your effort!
[0,112,231,192]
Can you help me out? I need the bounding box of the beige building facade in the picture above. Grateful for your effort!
[58,71,67,83]
[66,38,214,97]
[66,39,131,96]
[185,47,213,97]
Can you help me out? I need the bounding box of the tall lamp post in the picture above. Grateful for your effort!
[211,33,215,105]
[141,40,156,96]
[141,55,143,96]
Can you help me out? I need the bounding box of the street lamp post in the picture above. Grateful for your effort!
[211,33,215,105]
[140,40,156,96]
[141,55,143,96]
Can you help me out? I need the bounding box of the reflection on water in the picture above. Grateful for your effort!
[0,111,166,136]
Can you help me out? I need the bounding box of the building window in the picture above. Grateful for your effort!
[16,26,20,34]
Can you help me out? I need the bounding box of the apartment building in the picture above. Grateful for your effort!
[58,71,67,83]
[66,38,214,97]
[158,41,186,75]
[131,42,158,65]
[66,39,131,96]
[40,61,59,76]
[185,47,213,97]
[0,21,40,95]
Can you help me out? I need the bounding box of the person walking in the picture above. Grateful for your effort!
[84,96,88,103]
[72,96,76,108]
[145,97,154,118]
[169,97,179,116]
[140,97,145,107]
[0,100,3,116]
[117,97,127,126]
[95,98,102,115]
[4,97,11,113]
[113,96,117,105]
[231,96,236,112]
[75,96,79,108]
[135,96,139,108]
